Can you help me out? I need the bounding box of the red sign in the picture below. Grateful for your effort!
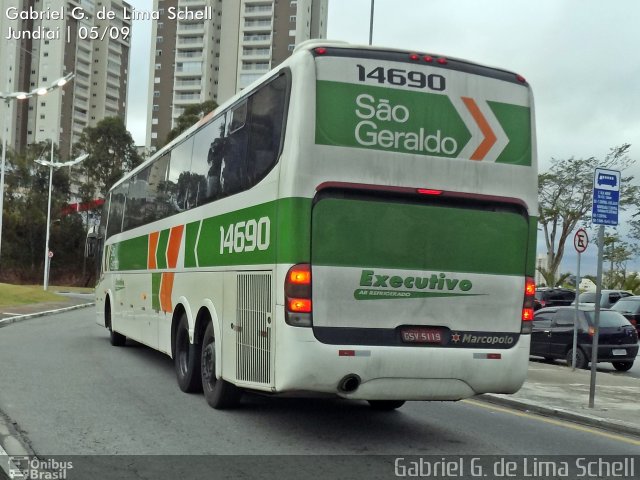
[574,228,588,253]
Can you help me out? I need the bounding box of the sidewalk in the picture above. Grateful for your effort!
[482,359,640,437]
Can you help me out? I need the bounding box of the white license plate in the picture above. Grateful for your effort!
[612,349,627,356]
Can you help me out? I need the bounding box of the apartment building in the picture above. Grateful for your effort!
[0,0,131,159]
[146,0,328,150]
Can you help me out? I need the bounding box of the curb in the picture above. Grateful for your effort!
[0,302,95,329]
[478,393,640,438]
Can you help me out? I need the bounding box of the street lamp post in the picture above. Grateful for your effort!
[0,72,74,271]
[36,149,88,290]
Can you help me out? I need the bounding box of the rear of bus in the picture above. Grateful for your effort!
[275,42,537,401]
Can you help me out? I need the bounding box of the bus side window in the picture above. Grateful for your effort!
[191,116,226,207]
[246,74,287,186]
[106,183,128,239]
[221,102,249,197]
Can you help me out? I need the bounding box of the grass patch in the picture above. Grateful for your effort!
[0,283,92,308]
[0,283,63,307]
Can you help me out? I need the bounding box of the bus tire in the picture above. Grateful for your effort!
[367,400,406,411]
[174,313,203,393]
[106,301,126,347]
[201,321,241,409]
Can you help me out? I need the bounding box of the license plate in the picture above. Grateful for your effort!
[612,349,627,356]
[401,327,443,344]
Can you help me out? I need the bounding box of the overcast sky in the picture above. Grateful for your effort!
[125,0,640,276]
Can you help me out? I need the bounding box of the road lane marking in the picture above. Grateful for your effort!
[463,399,640,446]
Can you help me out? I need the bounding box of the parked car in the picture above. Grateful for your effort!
[573,289,632,309]
[530,306,638,371]
[534,288,575,311]
[611,296,640,335]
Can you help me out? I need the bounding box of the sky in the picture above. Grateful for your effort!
[124,0,640,277]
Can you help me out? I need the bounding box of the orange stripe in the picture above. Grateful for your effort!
[461,97,497,161]
[159,272,175,313]
[167,225,184,269]
[148,232,159,269]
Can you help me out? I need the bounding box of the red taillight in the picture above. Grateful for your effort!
[285,263,312,327]
[417,188,443,196]
[516,74,526,83]
[314,47,327,55]
[409,53,420,61]
[522,276,535,333]
[289,268,311,285]
[437,57,448,65]
[525,278,536,296]
[423,55,433,63]
[288,298,312,313]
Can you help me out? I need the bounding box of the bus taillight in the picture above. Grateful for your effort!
[521,276,535,333]
[285,263,312,327]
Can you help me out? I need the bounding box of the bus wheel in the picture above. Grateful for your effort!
[174,314,202,393]
[106,302,126,346]
[201,321,241,409]
[367,400,406,411]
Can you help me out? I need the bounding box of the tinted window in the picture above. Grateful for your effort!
[123,167,150,231]
[191,115,226,207]
[105,72,288,235]
[578,292,596,303]
[553,309,576,326]
[584,311,632,328]
[106,182,128,238]
[612,298,640,315]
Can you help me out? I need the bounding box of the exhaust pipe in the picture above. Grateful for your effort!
[338,374,361,393]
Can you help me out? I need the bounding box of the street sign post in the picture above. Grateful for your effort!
[572,228,588,371]
[589,168,620,407]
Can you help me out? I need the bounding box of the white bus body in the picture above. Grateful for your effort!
[95,41,537,409]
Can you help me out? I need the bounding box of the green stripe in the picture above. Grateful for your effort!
[488,101,532,166]
[156,229,170,269]
[151,273,161,312]
[312,198,530,276]
[110,236,147,271]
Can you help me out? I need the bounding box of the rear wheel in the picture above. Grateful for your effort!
[201,321,241,409]
[566,348,588,369]
[106,301,126,347]
[367,400,406,411]
[174,313,202,393]
[612,361,634,372]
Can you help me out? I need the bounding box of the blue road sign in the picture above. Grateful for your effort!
[592,168,620,226]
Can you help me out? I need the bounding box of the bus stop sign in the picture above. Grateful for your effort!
[592,168,620,226]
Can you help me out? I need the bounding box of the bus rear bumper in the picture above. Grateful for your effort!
[273,325,530,401]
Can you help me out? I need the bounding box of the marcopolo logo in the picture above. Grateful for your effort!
[354,269,477,300]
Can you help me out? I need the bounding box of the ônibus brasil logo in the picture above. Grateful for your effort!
[354,269,480,300]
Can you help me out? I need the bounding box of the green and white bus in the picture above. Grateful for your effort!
[95,41,537,410]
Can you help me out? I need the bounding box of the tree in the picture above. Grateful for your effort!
[74,116,142,199]
[165,100,218,146]
[538,144,639,286]
[0,141,83,283]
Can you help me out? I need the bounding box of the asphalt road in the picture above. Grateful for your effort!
[0,310,638,478]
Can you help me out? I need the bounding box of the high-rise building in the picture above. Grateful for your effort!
[0,0,131,159]
[146,0,328,150]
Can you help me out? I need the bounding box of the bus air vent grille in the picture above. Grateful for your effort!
[236,272,273,385]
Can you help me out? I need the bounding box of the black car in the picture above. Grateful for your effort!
[534,288,575,311]
[611,296,640,335]
[530,306,638,371]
